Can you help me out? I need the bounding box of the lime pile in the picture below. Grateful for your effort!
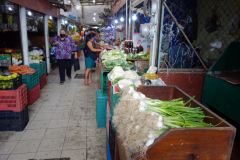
[0,73,19,89]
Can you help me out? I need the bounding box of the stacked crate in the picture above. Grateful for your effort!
[0,84,29,131]
[30,61,47,78]
[96,89,108,128]
[40,73,47,89]
[22,70,40,105]
[30,62,47,90]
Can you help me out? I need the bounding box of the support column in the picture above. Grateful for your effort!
[44,15,50,74]
[19,6,29,65]
[128,0,132,40]
[126,0,128,39]
[57,18,61,36]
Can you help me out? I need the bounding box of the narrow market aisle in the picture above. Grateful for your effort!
[0,55,107,160]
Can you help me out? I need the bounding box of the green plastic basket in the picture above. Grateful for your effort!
[30,61,46,78]
[22,71,40,91]
[100,68,110,96]
[96,89,108,128]
[110,86,119,120]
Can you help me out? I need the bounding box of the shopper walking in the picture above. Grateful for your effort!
[50,29,77,85]
[84,33,103,86]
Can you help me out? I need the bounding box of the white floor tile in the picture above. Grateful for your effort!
[61,149,86,160]
[26,120,51,130]
[0,141,18,154]
[20,129,46,140]
[12,140,41,154]
[0,132,24,142]
[63,136,86,150]
[44,128,67,139]
[35,151,61,159]
[38,138,64,152]
[7,153,36,160]
[0,155,8,160]
[48,119,69,128]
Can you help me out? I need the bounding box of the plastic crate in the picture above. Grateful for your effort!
[27,84,40,106]
[30,61,46,78]
[22,71,40,91]
[0,74,22,90]
[100,68,110,96]
[108,81,111,107]
[40,73,47,89]
[98,80,101,89]
[110,86,119,120]
[0,84,28,112]
[96,89,108,128]
[109,120,116,160]
[0,105,29,131]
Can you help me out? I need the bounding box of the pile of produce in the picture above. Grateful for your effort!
[103,58,126,69]
[9,65,35,75]
[127,52,150,60]
[29,50,44,64]
[0,73,20,89]
[112,87,214,158]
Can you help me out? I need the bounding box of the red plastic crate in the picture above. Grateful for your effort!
[108,81,111,107]
[0,84,28,112]
[40,73,47,89]
[27,84,40,106]
[98,80,101,89]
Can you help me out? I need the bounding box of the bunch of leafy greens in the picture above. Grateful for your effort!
[103,58,127,69]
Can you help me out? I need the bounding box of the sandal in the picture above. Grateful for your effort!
[84,83,89,86]
[89,81,96,84]
[68,77,72,80]
[60,81,64,85]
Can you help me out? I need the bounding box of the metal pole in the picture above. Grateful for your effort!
[157,2,165,71]
[163,2,208,70]
[126,0,128,39]
[57,18,61,36]
[19,6,29,65]
[150,1,161,67]
[44,15,50,74]
[128,0,132,40]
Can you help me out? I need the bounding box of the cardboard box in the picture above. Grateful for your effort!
[135,60,149,72]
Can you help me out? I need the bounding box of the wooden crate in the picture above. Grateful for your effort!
[134,60,149,72]
[115,86,236,160]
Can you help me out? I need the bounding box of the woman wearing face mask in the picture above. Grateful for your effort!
[84,33,103,86]
[50,29,77,85]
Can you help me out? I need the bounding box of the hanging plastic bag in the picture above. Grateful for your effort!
[177,7,198,43]
[210,39,222,51]
[50,46,56,55]
[74,58,80,72]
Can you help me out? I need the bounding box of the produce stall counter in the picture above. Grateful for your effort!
[115,85,236,160]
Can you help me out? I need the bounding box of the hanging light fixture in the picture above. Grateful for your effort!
[28,11,32,16]
[120,7,124,22]
[8,7,12,11]
[65,20,68,24]
[115,19,118,24]
[49,16,52,20]
[94,13,96,15]
[132,14,137,21]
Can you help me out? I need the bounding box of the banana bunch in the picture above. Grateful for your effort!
[48,20,53,28]
[142,73,158,80]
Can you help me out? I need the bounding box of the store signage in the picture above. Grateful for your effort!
[69,15,76,20]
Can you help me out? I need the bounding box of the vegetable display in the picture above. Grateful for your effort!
[108,66,125,81]
[9,65,35,75]
[112,87,214,158]
[103,58,126,69]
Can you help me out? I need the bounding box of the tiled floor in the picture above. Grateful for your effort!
[0,56,106,160]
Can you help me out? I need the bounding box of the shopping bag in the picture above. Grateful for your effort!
[50,46,56,55]
[74,58,80,71]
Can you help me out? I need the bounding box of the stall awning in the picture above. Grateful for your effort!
[8,0,60,18]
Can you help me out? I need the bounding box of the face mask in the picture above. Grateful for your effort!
[60,34,65,38]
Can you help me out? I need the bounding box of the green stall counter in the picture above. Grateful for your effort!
[202,42,240,124]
